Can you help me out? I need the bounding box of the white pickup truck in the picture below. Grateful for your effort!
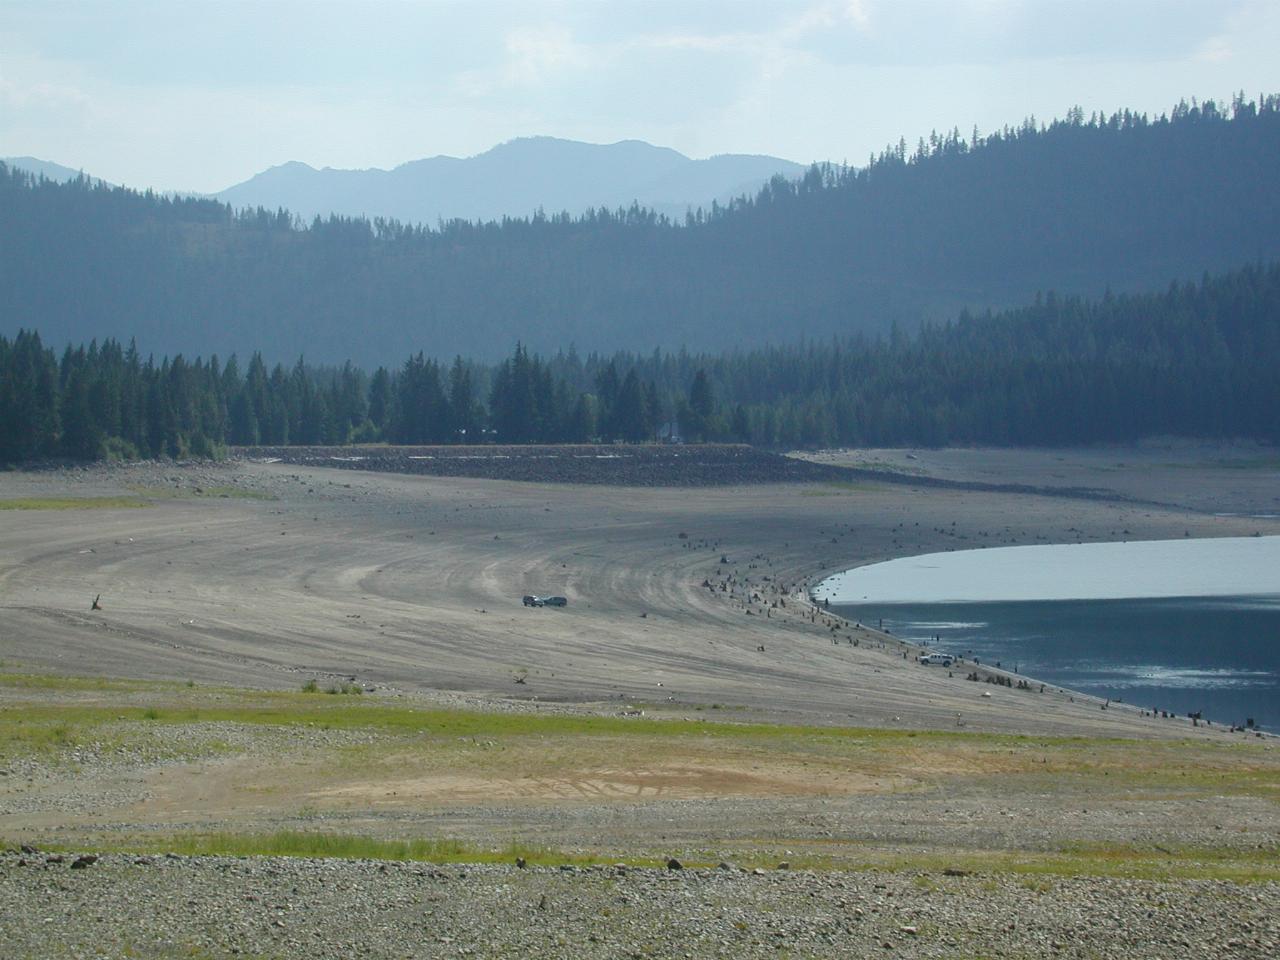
[916,652,955,667]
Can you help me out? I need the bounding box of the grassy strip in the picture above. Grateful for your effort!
[3,671,1275,758]
[0,673,1110,744]
[0,695,1099,745]
[0,496,149,510]
[0,672,167,692]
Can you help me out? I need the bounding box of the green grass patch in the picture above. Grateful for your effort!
[0,688,1066,774]
[1059,840,1280,871]
[0,496,149,510]
[0,710,245,764]
[0,672,162,692]
[2,672,1272,757]
[0,694,1047,745]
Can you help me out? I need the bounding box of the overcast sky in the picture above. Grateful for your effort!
[3,0,1278,193]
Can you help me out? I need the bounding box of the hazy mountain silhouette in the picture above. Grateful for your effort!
[2,157,111,186]
[215,137,806,224]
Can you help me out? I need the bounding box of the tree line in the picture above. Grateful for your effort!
[3,259,1277,463]
[3,95,1279,368]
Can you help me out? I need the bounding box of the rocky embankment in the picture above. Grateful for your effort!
[241,444,851,486]
[2,850,1276,959]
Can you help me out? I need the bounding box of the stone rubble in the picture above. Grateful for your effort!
[0,851,1275,959]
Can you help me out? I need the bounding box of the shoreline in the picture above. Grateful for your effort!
[796,571,1278,740]
[794,580,1135,722]
[802,527,1280,736]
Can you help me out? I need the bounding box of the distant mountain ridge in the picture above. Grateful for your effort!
[2,157,111,187]
[214,137,808,224]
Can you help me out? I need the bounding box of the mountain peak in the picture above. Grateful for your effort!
[215,137,803,224]
[268,160,318,174]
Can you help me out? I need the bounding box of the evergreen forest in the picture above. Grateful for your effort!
[3,259,1277,463]
[3,96,1279,368]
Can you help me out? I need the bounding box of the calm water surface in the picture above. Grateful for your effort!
[834,595,1280,731]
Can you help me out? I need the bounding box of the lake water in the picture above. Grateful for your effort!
[820,537,1280,732]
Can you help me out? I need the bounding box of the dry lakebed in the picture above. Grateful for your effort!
[1,445,1277,958]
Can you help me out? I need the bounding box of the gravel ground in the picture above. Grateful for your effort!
[1,851,1276,959]
[0,721,380,818]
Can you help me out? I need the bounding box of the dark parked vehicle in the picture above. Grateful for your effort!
[523,595,567,607]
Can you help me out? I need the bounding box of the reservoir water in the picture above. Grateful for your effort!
[819,537,1280,732]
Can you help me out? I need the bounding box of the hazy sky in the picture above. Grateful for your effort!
[3,0,1278,193]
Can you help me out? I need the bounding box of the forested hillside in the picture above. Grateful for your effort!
[4,260,1276,462]
[2,96,1278,367]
